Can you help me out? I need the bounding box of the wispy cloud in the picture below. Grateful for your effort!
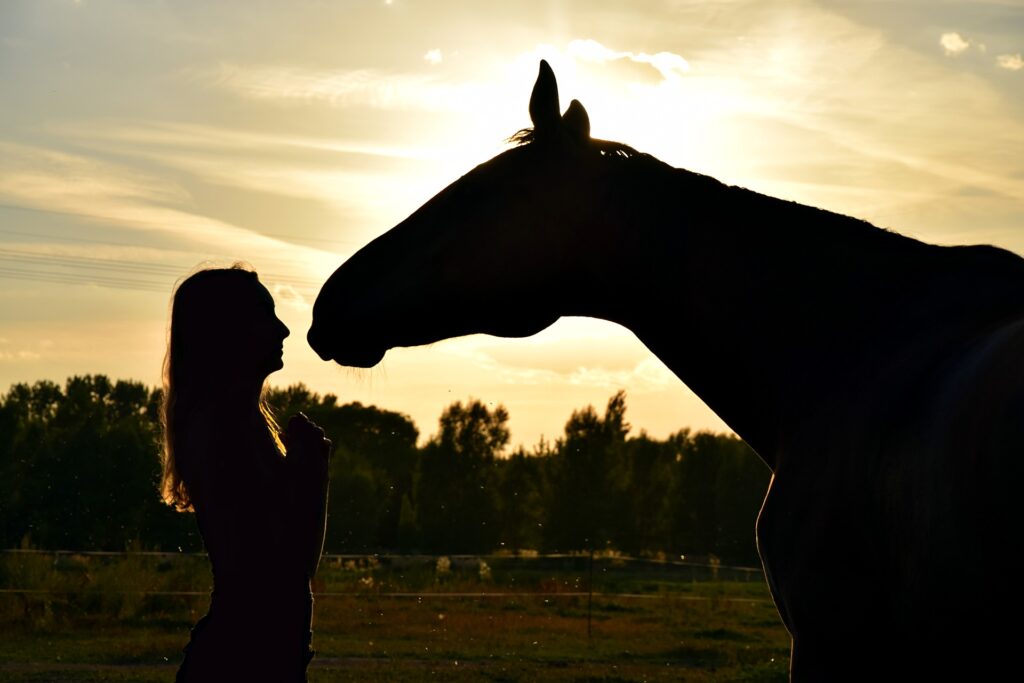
[0,143,265,251]
[57,121,439,162]
[565,359,678,392]
[196,63,485,112]
[271,282,308,309]
[46,120,442,251]
[0,350,41,361]
[196,38,691,118]
[0,141,336,288]
[940,32,970,56]
[997,53,1024,70]
[567,39,690,81]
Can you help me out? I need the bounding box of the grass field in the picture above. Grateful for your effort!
[0,552,791,682]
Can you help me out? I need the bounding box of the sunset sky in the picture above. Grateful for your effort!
[2,0,1022,448]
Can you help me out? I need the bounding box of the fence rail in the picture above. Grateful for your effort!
[1,548,765,603]
[0,548,762,574]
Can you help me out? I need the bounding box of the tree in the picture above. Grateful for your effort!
[614,433,675,555]
[495,446,546,552]
[0,376,767,562]
[668,430,768,563]
[0,376,198,551]
[416,399,508,553]
[713,435,770,564]
[544,391,629,552]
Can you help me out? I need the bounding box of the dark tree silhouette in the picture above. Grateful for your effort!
[545,391,628,552]
[494,446,546,552]
[2,379,767,563]
[416,399,508,553]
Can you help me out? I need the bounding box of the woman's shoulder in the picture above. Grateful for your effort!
[182,410,278,494]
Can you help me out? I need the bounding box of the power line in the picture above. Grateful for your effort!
[0,248,325,294]
[0,203,367,249]
[0,248,323,287]
[0,225,350,279]
[0,265,169,293]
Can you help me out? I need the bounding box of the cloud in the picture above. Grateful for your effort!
[940,32,970,56]
[0,349,41,361]
[461,352,678,393]
[58,121,437,162]
[565,358,678,392]
[996,53,1024,71]
[567,39,689,81]
[0,141,336,288]
[199,39,690,118]
[271,282,309,309]
[198,63,484,112]
[0,143,253,250]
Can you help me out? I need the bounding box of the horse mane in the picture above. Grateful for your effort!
[508,127,651,162]
[507,126,927,254]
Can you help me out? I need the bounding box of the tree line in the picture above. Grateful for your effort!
[0,376,770,564]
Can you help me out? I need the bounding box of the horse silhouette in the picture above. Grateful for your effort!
[309,61,1024,679]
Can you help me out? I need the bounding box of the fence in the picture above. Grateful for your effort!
[0,548,765,599]
[0,548,778,658]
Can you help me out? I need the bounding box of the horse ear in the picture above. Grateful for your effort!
[529,60,560,134]
[562,99,590,140]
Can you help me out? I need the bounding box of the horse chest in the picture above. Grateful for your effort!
[758,318,1024,646]
[756,453,883,639]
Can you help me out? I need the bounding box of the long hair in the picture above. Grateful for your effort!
[160,264,283,513]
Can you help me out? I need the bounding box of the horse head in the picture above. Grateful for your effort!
[308,61,648,367]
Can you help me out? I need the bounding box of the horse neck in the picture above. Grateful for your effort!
[574,162,1024,466]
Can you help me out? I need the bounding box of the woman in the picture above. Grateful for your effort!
[160,265,331,682]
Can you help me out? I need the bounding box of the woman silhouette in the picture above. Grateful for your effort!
[160,265,331,682]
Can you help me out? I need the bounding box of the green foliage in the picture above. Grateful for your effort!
[416,399,509,553]
[613,434,675,555]
[0,376,198,552]
[669,431,769,564]
[1,378,770,562]
[545,391,630,552]
[495,447,546,552]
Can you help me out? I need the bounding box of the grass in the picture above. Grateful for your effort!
[0,552,791,682]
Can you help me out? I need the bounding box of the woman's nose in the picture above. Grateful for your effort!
[278,318,290,339]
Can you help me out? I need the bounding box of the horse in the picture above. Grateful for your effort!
[308,61,1024,679]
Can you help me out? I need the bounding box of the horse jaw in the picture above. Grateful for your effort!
[481,311,561,340]
[326,345,387,369]
[308,306,561,369]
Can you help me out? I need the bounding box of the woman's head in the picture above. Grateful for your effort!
[160,264,290,511]
[168,265,289,385]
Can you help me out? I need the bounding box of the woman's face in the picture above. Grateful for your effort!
[236,280,290,379]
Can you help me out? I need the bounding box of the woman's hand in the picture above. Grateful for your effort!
[285,412,331,480]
